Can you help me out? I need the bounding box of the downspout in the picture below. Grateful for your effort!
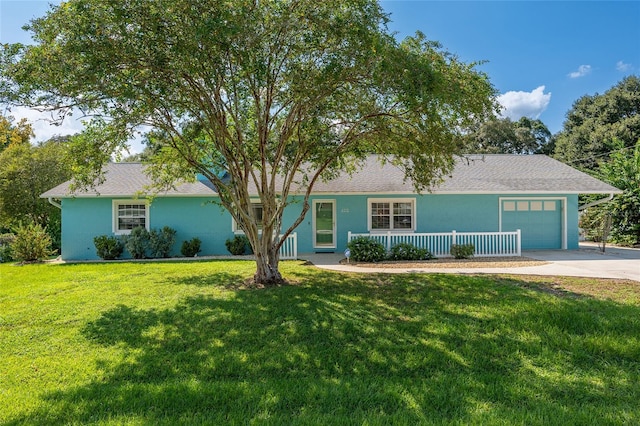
[578,193,615,211]
[47,197,62,209]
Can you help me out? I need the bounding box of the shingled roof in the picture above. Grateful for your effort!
[41,154,620,198]
[40,163,217,198]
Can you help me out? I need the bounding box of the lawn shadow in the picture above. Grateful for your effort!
[7,270,640,424]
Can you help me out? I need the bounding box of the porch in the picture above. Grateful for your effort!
[347,230,522,258]
[281,230,523,260]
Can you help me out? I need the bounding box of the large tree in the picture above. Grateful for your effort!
[1,0,497,284]
[554,75,640,169]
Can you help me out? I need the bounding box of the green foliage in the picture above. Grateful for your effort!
[180,237,202,257]
[0,134,72,253]
[347,237,387,262]
[554,76,640,170]
[93,235,124,260]
[450,243,475,259]
[1,0,497,284]
[388,242,434,261]
[0,115,33,152]
[148,226,177,258]
[225,235,250,256]
[10,222,54,262]
[585,139,640,245]
[464,117,553,154]
[124,226,149,259]
[0,233,15,262]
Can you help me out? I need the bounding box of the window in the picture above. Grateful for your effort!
[113,201,148,234]
[530,201,543,211]
[369,199,415,231]
[233,202,263,232]
[503,201,516,211]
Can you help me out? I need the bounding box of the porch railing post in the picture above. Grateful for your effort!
[347,231,352,243]
[452,230,456,246]
[293,232,297,259]
[387,231,392,251]
[516,229,521,256]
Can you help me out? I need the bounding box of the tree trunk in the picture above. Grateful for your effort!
[253,242,285,286]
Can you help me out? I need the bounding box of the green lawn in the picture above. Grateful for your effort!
[1,260,638,425]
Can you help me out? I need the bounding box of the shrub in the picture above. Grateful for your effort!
[388,242,434,261]
[148,226,177,258]
[124,226,150,259]
[450,243,475,259]
[0,233,16,262]
[10,222,54,262]
[181,237,202,257]
[347,236,386,262]
[93,235,124,260]
[225,235,250,255]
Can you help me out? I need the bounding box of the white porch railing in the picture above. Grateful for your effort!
[279,232,298,260]
[347,230,521,257]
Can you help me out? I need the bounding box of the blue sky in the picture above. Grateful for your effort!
[1,0,639,150]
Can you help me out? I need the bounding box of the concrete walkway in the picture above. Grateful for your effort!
[300,243,640,282]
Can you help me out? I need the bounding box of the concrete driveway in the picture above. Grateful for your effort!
[521,243,640,282]
[303,243,640,282]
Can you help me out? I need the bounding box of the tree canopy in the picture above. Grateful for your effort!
[0,114,33,152]
[463,116,552,154]
[579,139,640,247]
[554,75,640,169]
[1,0,497,284]
[0,129,73,251]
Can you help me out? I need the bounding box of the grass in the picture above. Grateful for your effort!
[1,260,639,425]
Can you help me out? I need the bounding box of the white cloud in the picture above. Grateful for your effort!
[616,60,632,72]
[6,106,84,142]
[568,64,591,78]
[497,86,551,121]
[5,106,145,154]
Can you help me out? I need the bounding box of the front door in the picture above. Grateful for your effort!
[313,200,336,249]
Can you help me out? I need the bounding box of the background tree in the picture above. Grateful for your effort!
[0,134,72,251]
[554,75,640,170]
[588,139,640,245]
[2,0,497,284]
[463,117,552,154]
[0,114,33,152]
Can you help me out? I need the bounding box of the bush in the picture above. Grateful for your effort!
[148,226,177,258]
[225,235,250,255]
[10,222,54,262]
[93,235,124,260]
[0,233,16,262]
[450,243,475,259]
[181,237,202,257]
[388,242,434,261]
[124,226,150,259]
[347,236,386,262]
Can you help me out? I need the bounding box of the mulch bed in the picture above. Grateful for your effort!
[340,256,548,269]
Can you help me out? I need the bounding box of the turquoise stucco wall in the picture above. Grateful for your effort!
[60,193,580,260]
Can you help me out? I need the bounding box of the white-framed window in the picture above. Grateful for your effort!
[113,200,149,235]
[233,202,264,233]
[368,198,415,231]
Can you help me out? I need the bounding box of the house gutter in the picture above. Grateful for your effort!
[578,193,615,211]
[47,197,62,209]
